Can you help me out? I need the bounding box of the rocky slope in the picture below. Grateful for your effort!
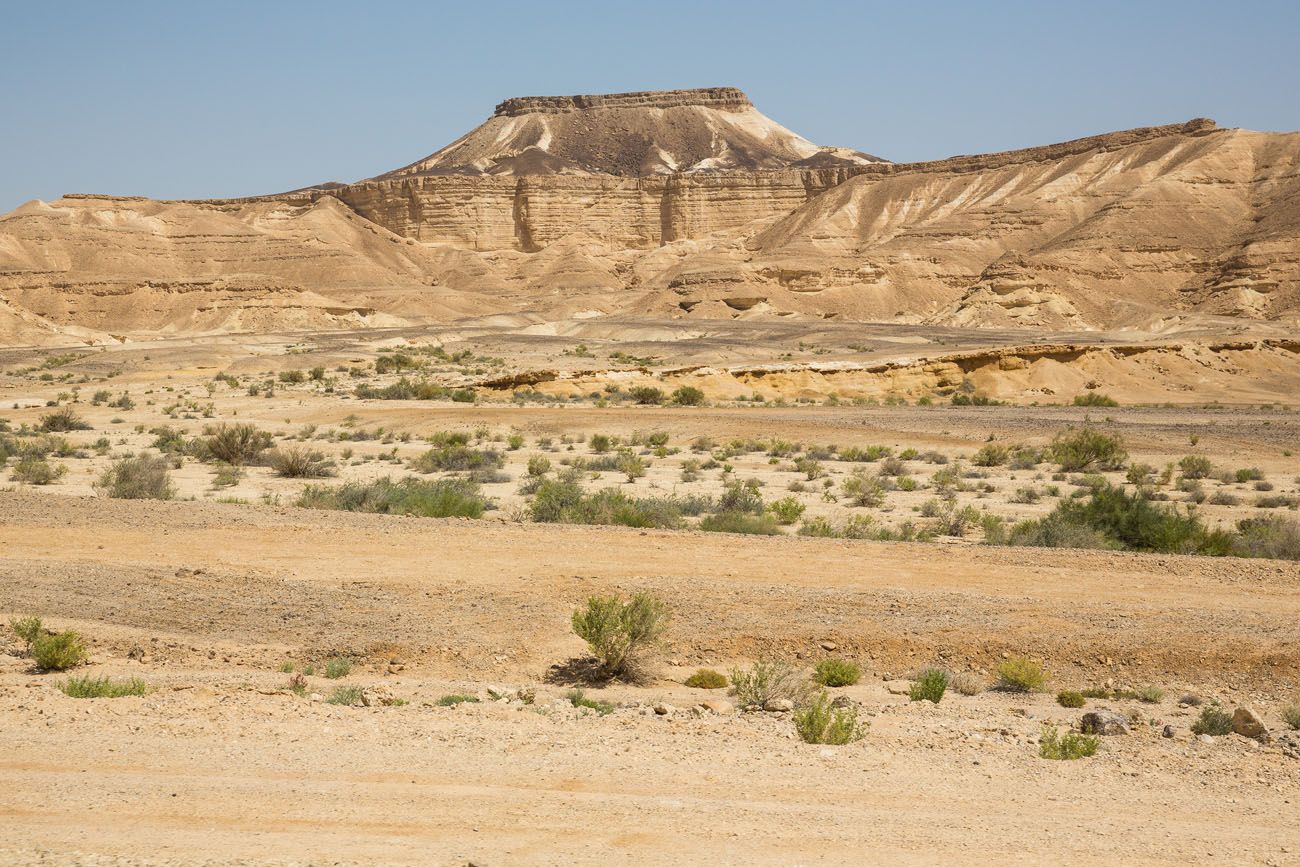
[1,88,1297,343]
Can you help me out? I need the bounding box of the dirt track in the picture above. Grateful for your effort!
[2,492,1299,864]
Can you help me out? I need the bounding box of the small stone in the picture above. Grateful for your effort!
[309,693,323,702]
[698,699,734,715]
[1230,706,1270,743]
[1080,710,1131,736]
[654,703,675,715]
[1162,724,1176,738]
[763,698,794,712]
[1196,733,1215,745]
[820,641,838,652]
[884,680,911,696]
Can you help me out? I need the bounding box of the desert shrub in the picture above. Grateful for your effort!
[616,450,646,482]
[203,423,272,465]
[929,501,982,537]
[278,369,306,384]
[529,479,682,528]
[571,592,669,681]
[1039,725,1098,760]
[684,668,729,689]
[527,455,551,477]
[794,692,866,744]
[841,471,886,507]
[39,407,91,432]
[566,689,615,715]
[410,445,503,473]
[717,478,763,514]
[950,672,984,696]
[794,457,824,480]
[323,657,352,679]
[699,512,780,535]
[1048,426,1127,472]
[813,658,861,687]
[59,676,148,698]
[355,378,448,400]
[10,615,43,647]
[1255,494,1299,508]
[909,668,949,703]
[31,631,87,671]
[1010,486,1041,504]
[672,386,705,406]
[1235,467,1264,483]
[629,386,664,405]
[996,656,1046,692]
[973,443,1009,467]
[1233,517,1300,560]
[1209,491,1240,506]
[1179,455,1213,479]
[1073,392,1118,407]
[11,456,65,484]
[267,446,335,478]
[766,496,806,525]
[95,454,174,499]
[298,476,489,518]
[730,659,811,708]
[326,686,365,706]
[1191,704,1233,736]
[1056,690,1086,708]
[1282,701,1300,731]
[436,693,480,706]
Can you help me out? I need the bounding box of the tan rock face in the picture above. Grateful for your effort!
[2,88,1298,342]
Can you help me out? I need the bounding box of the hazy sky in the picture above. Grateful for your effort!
[3,0,1298,209]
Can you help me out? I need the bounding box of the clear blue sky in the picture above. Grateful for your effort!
[3,0,1298,210]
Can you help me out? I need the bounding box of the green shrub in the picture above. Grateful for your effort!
[672,386,705,406]
[203,423,272,465]
[529,479,683,528]
[909,668,949,703]
[794,692,866,744]
[298,476,490,518]
[10,616,43,647]
[1073,392,1118,407]
[326,686,365,706]
[1282,701,1300,731]
[267,446,336,478]
[11,456,65,485]
[973,443,1010,467]
[59,676,148,698]
[323,657,352,679]
[841,471,886,507]
[1048,426,1127,472]
[589,434,612,453]
[629,386,664,405]
[1232,516,1300,561]
[717,478,763,514]
[436,693,480,706]
[1191,705,1233,736]
[39,407,92,432]
[1056,690,1086,708]
[410,445,503,473]
[813,658,861,687]
[527,455,551,477]
[730,659,810,708]
[1039,725,1098,760]
[95,454,174,499]
[616,450,646,482]
[1135,685,1164,703]
[571,592,669,681]
[1179,455,1213,479]
[996,656,1046,692]
[698,512,780,535]
[566,689,614,715]
[684,668,728,689]
[766,496,806,525]
[31,631,87,671]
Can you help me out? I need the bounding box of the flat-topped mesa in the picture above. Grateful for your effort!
[493,87,753,117]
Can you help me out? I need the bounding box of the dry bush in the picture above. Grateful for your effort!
[730,659,811,708]
[267,446,336,478]
[95,454,174,499]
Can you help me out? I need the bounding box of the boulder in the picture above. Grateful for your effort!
[1080,710,1131,736]
[763,698,794,712]
[1231,706,1270,743]
[698,699,734,715]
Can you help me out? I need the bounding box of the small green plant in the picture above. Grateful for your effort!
[571,592,669,682]
[1282,701,1300,731]
[793,691,866,744]
[1056,690,1086,708]
[202,423,273,465]
[436,693,480,706]
[766,496,806,525]
[286,673,308,696]
[1190,704,1233,736]
[278,660,295,673]
[326,686,365,706]
[909,668,949,703]
[671,385,705,406]
[31,631,87,671]
[730,659,810,708]
[11,456,66,485]
[996,656,1046,692]
[10,615,43,647]
[1039,725,1098,760]
[684,668,728,689]
[813,658,861,687]
[59,676,148,698]
[566,689,614,715]
[1073,392,1118,407]
[1048,425,1127,472]
[323,657,352,679]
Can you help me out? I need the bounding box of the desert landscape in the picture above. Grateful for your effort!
[2,81,1300,865]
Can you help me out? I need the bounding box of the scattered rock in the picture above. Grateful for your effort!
[1162,724,1176,738]
[698,700,734,715]
[884,680,911,696]
[1080,710,1131,736]
[654,703,676,715]
[1230,706,1270,743]
[1196,733,1215,745]
[820,641,838,652]
[1278,732,1300,760]
[763,698,794,712]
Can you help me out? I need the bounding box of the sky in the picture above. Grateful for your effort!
[3,0,1299,210]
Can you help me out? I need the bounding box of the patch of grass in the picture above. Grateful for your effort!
[436,693,480,706]
[996,656,1046,692]
[326,686,365,706]
[1073,392,1118,407]
[278,660,295,673]
[323,657,352,679]
[298,476,490,519]
[529,477,683,528]
[1135,685,1165,704]
[1282,701,1300,731]
[909,668,950,703]
[813,658,862,688]
[1039,725,1098,760]
[566,689,614,715]
[793,691,866,744]
[684,668,728,689]
[1057,690,1086,708]
[730,659,811,708]
[1190,704,1233,736]
[95,454,174,499]
[410,445,503,473]
[59,676,148,698]
[698,511,780,535]
[571,592,669,682]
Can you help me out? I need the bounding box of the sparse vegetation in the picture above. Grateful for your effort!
[1048,426,1127,472]
[813,658,861,687]
[996,656,1046,692]
[267,446,336,478]
[298,477,490,518]
[1282,700,1300,731]
[730,659,810,708]
[1191,704,1233,736]
[909,668,949,703]
[684,668,728,689]
[31,630,88,671]
[566,688,614,715]
[326,686,365,706]
[793,691,866,744]
[202,423,272,465]
[571,592,669,682]
[95,454,174,499]
[1039,725,1098,760]
[323,657,352,679]
[39,407,91,432]
[59,676,148,698]
[436,693,480,706]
